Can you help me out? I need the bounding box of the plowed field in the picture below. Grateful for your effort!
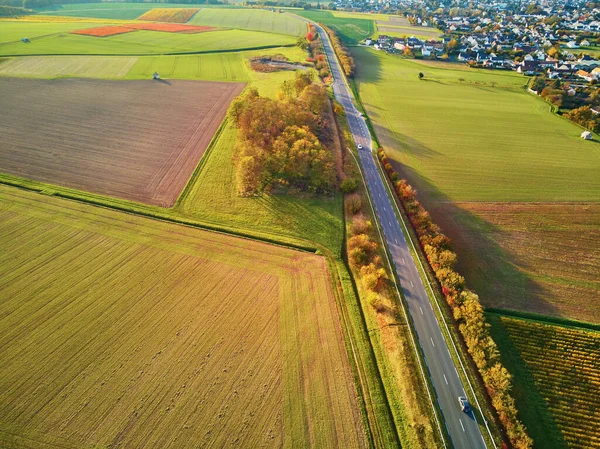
[0,78,244,207]
[0,185,367,449]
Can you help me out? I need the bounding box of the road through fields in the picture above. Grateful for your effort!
[314,23,490,449]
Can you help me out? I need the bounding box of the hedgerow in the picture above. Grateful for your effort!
[377,148,533,449]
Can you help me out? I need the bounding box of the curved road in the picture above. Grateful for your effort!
[314,24,489,449]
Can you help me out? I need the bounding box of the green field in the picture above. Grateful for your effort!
[189,8,305,36]
[35,2,238,20]
[295,10,374,44]
[176,121,343,254]
[0,46,307,84]
[353,47,600,202]
[0,55,140,78]
[0,24,295,56]
[0,184,367,449]
[489,313,600,449]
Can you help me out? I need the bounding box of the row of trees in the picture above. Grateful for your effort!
[0,4,30,14]
[321,25,355,78]
[305,26,331,82]
[377,148,533,449]
[346,194,388,311]
[229,74,336,195]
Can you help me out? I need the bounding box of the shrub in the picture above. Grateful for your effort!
[345,193,362,215]
[350,214,372,236]
[341,177,359,193]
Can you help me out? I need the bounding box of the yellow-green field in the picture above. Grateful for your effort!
[0,185,367,449]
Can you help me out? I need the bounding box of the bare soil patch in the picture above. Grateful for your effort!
[0,78,244,206]
[428,201,600,322]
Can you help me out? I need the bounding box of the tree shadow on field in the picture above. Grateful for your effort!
[368,113,441,161]
[389,159,562,320]
[351,46,383,84]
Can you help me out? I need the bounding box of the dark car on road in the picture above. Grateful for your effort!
[458,396,471,413]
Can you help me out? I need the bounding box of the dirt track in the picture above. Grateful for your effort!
[0,78,244,206]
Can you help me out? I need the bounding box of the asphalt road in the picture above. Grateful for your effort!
[315,24,489,449]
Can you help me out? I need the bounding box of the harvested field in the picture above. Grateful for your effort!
[0,185,367,449]
[0,78,245,207]
[430,202,600,322]
[137,7,200,23]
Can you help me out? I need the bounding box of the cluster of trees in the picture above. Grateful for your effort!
[565,105,600,132]
[305,26,331,82]
[321,25,355,77]
[531,76,600,131]
[229,74,336,195]
[378,148,533,449]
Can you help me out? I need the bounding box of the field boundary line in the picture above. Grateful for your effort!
[486,308,600,333]
[0,174,320,255]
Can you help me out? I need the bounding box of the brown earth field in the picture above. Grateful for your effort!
[0,78,244,207]
[426,201,600,323]
[0,185,367,449]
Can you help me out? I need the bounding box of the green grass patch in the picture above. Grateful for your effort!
[295,10,374,44]
[0,25,296,56]
[189,8,305,37]
[34,3,234,20]
[176,120,343,255]
[0,46,308,81]
[352,47,600,202]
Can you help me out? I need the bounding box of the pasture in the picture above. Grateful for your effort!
[352,48,600,202]
[0,78,244,207]
[0,23,295,55]
[0,185,367,449]
[189,8,305,36]
[489,313,600,449]
[294,10,374,44]
[352,47,600,322]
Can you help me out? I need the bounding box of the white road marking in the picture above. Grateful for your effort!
[420,306,423,315]
[430,337,435,347]
[443,374,448,385]
[430,302,434,310]
[459,419,465,432]
[395,238,398,244]
[455,367,459,377]
[401,258,405,264]
[410,281,414,287]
